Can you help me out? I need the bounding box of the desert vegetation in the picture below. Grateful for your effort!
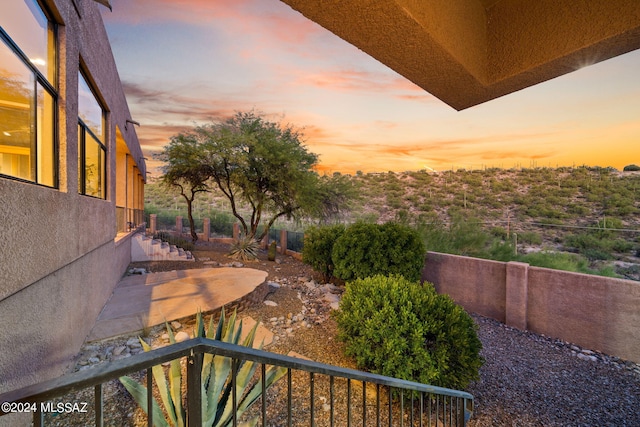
[146,165,640,280]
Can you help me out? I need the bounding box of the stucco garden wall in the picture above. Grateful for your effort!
[422,251,640,363]
[0,0,144,406]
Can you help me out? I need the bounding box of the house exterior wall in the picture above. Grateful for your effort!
[422,251,640,363]
[0,0,145,400]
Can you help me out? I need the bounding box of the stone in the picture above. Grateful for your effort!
[198,257,211,261]
[171,321,182,330]
[577,353,598,362]
[323,293,341,304]
[88,357,100,364]
[268,281,281,289]
[175,331,190,342]
[264,300,278,307]
[113,346,128,356]
[330,302,340,311]
[203,261,219,266]
[231,262,244,268]
[322,404,331,412]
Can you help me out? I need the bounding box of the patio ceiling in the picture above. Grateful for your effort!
[280,0,640,110]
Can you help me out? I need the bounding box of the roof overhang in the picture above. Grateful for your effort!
[280,0,640,110]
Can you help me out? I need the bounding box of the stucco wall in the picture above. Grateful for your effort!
[422,251,640,363]
[527,267,640,362]
[0,0,143,403]
[422,252,507,322]
[0,240,120,394]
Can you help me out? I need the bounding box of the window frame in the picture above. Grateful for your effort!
[77,70,107,199]
[0,0,58,187]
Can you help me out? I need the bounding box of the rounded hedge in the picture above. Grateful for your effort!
[302,224,345,281]
[335,274,483,390]
[331,222,426,282]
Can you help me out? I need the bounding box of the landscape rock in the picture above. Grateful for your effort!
[174,331,190,342]
[264,300,278,307]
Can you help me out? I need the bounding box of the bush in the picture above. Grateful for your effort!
[302,224,345,281]
[331,222,425,282]
[335,275,483,390]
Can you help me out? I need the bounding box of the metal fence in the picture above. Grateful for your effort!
[0,338,473,427]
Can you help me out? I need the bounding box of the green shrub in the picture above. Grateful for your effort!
[335,275,483,390]
[302,224,345,281]
[331,222,426,282]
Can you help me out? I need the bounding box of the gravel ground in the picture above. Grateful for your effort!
[44,241,640,426]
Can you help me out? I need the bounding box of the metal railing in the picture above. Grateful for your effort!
[0,338,473,426]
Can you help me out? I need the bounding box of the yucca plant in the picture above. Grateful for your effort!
[228,236,260,261]
[120,308,286,427]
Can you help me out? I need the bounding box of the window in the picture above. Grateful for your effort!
[0,0,56,186]
[78,72,106,198]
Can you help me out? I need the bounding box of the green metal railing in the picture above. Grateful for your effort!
[0,338,473,426]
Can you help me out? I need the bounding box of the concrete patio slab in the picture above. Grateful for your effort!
[87,267,268,342]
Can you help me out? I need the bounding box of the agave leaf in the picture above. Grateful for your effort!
[236,366,287,418]
[215,358,260,427]
[140,339,179,426]
[214,307,226,340]
[169,357,185,427]
[224,310,239,343]
[119,376,170,427]
[205,355,233,425]
[240,320,258,348]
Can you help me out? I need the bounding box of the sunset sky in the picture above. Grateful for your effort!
[102,0,640,176]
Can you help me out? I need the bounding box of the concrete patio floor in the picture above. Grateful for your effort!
[87,267,268,342]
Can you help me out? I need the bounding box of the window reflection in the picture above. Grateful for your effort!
[78,71,106,199]
[78,73,103,139]
[0,0,56,186]
[0,0,54,82]
[0,40,35,181]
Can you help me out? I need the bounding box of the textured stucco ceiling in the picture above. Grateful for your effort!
[280,0,640,110]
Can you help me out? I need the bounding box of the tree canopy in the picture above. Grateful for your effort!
[159,111,351,243]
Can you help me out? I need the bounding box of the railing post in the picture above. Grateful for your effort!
[187,352,203,427]
[150,214,157,234]
[280,229,288,255]
[176,216,183,236]
[203,218,211,241]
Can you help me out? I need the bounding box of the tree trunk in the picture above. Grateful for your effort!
[185,195,198,243]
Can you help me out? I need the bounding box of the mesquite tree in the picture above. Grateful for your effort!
[160,111,349,244]
[157,134,211,242]
[198,111,320,241]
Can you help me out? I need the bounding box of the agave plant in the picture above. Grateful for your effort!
[120,308,286,427]
[228,236,260,261]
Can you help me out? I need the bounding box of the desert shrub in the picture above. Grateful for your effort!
[331,222,426,282]
[518,231,542,245]
[302,224,345,281]
[335,275,483,390]
[623,164,640,171]
[519,251,589,272]
[229,236,259,261]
